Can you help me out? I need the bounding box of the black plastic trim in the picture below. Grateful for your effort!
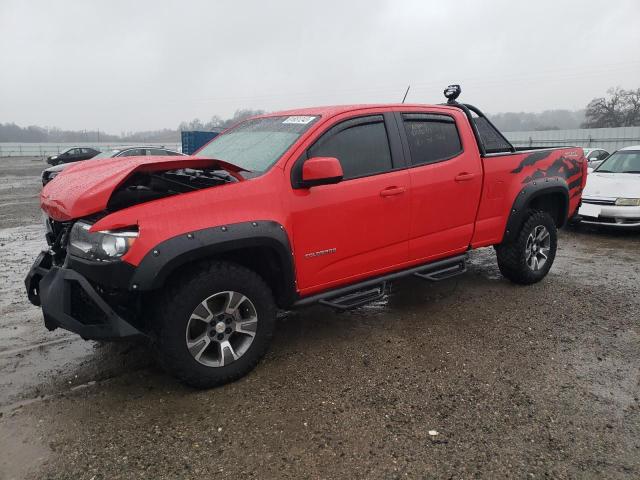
[66,255,136,290]
[130,220,297,305]
[25,252,144,340]
[502,180,569,243]
[294,254,467,307]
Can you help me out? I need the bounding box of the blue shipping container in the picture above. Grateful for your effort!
[181,131,220,155]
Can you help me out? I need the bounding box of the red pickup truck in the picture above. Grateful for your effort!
[26,86,587,387]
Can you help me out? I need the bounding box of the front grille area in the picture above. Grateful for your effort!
[582,216,640,224]
[582,198,616,206]
[69,280,109,325]
[45,217,73,264]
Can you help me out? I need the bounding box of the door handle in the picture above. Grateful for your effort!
[454,172,476,182]
[380,186,406,197]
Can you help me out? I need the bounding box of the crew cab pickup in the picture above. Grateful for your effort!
[25,86,587,387]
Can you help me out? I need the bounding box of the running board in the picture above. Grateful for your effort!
[318,283,387,311]
[293,253,468,310]
[413,258,466,281]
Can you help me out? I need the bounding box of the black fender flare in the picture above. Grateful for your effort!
[502,178,569,243]
[129,220,296,303]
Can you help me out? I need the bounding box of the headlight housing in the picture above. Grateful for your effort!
[615,198,640,207]
[68,221,138,262]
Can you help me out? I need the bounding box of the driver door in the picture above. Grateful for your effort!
[288,113,410,294]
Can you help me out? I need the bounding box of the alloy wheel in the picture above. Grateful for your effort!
[185,291,258,367]
[525,225,551,271]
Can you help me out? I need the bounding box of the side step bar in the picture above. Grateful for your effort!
[319,282,387,310]
[294,254,467,310]
[413,259,466,281]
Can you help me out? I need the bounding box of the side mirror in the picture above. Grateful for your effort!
[300,156,343,188]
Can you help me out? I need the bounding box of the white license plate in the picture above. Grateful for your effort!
[580,203,601,218]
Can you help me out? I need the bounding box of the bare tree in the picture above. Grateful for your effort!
[582,87,640,128]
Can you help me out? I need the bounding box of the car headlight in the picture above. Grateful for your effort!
[615,198,640,206]
[50,155,58,160]
[68,221,138,262]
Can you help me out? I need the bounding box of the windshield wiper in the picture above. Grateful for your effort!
[622,171,640,174]
[596,170,613,173]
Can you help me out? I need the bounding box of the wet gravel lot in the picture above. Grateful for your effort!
[0,156,638,479]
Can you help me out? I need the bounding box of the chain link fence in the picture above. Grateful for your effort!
[504,126,640,152]
[0,142,182,158]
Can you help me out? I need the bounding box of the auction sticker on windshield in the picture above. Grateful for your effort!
[283,116,316,124]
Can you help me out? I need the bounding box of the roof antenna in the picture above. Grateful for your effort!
[401,85,411,104]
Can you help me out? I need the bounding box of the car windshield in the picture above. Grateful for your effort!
[595,150,640,174]
[92,149,121,159]
[195,115,319,172]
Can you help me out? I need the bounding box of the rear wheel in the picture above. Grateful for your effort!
[154,261,276,388]
[495,210,557,285]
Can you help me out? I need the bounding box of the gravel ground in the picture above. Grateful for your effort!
[0,156,638,479]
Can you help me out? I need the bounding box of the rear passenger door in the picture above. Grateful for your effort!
[397,111,483,261]
[289,114,410,292]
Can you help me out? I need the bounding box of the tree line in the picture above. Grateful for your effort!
[0,109,264,143]
[1,90,638,143]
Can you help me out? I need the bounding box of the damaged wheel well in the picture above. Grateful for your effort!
[165,246,296,309]
[529,192,567,227]
[129,222,297,309]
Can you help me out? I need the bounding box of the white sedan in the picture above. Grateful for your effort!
[578,145,640,228]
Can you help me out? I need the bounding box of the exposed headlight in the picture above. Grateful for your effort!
[68,221,138,262]
[615,198,640,206]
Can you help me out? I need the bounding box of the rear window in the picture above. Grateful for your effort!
[474,117,513,154]
[402,114,462,166]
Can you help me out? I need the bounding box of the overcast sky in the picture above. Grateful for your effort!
[1,0,639,133]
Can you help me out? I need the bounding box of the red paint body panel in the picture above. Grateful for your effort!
[41,155,245,221]
[302,156,343,182]
[471,147,586,248]
[40,103,586,300]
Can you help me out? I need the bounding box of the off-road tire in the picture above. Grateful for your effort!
[495,210,558,285]
[154,261,276,388]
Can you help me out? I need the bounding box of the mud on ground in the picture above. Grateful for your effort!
[0,156,638,479]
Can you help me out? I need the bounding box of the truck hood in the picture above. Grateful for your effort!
[40,155,245,221]
[583,172,640,199]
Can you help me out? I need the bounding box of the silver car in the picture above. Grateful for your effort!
[582,148,610,169]
[578,146,640,228]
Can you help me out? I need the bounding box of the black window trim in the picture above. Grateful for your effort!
[291,112,406,188]
[394,111,465,169]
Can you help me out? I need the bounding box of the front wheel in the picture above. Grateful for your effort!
[154,261,276,388]
[495,210,558,285]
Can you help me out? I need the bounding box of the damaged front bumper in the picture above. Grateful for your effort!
[25,251,144,340]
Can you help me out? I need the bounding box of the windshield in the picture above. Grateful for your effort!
[92,149,121,159]
[595,150,640,174]
[195,115,319,172]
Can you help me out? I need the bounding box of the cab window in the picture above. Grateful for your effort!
[402,114,462,166]
[307,115,392,180]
